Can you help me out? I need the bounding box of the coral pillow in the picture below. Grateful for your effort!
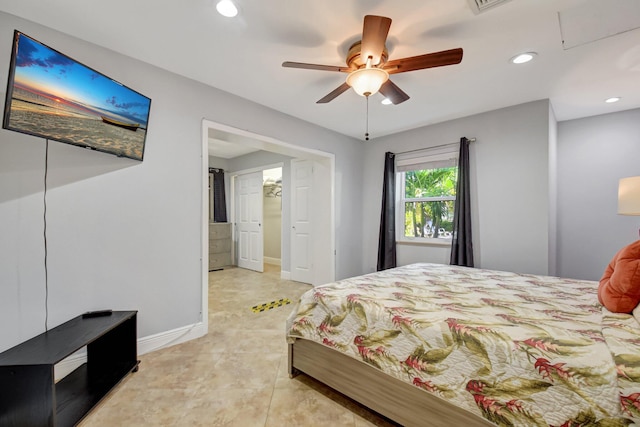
[598,240,640,313]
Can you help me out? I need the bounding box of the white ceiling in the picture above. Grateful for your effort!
[1,0,639,141]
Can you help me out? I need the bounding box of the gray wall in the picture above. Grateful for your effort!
[362,100,552,275]
[208,156,230,171]
[0,12,363,352]
[227,151,292,173]
[557,108,640,280]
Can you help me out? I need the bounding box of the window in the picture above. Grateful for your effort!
[396,146,458,243]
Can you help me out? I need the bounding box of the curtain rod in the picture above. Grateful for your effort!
[394,137,476,156]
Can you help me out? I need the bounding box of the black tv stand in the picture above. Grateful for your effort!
[0,311,138,427]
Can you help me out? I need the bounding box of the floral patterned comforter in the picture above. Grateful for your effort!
[286,263,640,426]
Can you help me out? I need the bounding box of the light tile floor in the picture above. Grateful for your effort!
[80,264,397,426]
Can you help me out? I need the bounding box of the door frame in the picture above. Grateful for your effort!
[201,119,335,331]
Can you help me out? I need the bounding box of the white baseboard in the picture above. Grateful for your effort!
[264,256,281,266]
[138,321,207,355]
[281,270,291,280]
[54,321,207,382]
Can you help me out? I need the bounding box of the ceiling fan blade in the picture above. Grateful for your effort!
[385,48,463,74]
[316,82,351,104]
[361,15,392,66]
[379,79,410,105]
[282,61,351,73]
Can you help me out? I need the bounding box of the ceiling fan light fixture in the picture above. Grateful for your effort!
[346,67,389,97]
[381,98,393,105]
[216,0,238,17]
[510,52,537,64]
[283,15,462,105]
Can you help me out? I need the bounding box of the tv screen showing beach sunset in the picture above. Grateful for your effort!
[2,31,151,161]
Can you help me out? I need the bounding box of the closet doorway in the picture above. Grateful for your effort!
[262,167,283,269]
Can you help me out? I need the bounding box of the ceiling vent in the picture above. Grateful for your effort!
[467,0,513,14]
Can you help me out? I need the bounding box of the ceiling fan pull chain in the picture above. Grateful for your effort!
[365,95,370,141]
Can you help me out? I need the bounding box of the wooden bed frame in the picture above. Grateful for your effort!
[288,338,495,427]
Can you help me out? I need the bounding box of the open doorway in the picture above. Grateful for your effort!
[200,119,335,327]
[263,167,282,268]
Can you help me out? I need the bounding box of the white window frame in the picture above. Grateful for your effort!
[395,145,458,246]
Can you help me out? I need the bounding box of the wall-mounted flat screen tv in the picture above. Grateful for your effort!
[2,31,151,161]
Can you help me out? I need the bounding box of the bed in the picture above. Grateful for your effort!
[285,263,640,426]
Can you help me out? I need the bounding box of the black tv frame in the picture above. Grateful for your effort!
[2,30,152,161]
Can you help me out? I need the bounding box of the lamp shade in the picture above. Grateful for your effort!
[346,68,389,97]
[618,176,640,215]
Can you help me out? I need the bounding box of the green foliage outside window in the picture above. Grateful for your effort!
[403,167,457,239]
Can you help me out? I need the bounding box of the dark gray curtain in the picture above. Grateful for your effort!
[450,137,473,267]
[377,152,396,271]
[210,168,228,222]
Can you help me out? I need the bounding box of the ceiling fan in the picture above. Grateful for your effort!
[282,15,463,105]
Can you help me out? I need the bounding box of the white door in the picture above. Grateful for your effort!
[236,171,263,272]
[291,159,313,284]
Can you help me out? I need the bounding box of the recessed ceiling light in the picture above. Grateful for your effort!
[216,0,238,17]
[381,98,393,105]
[605,97,621,103]
[510,52,537,64]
